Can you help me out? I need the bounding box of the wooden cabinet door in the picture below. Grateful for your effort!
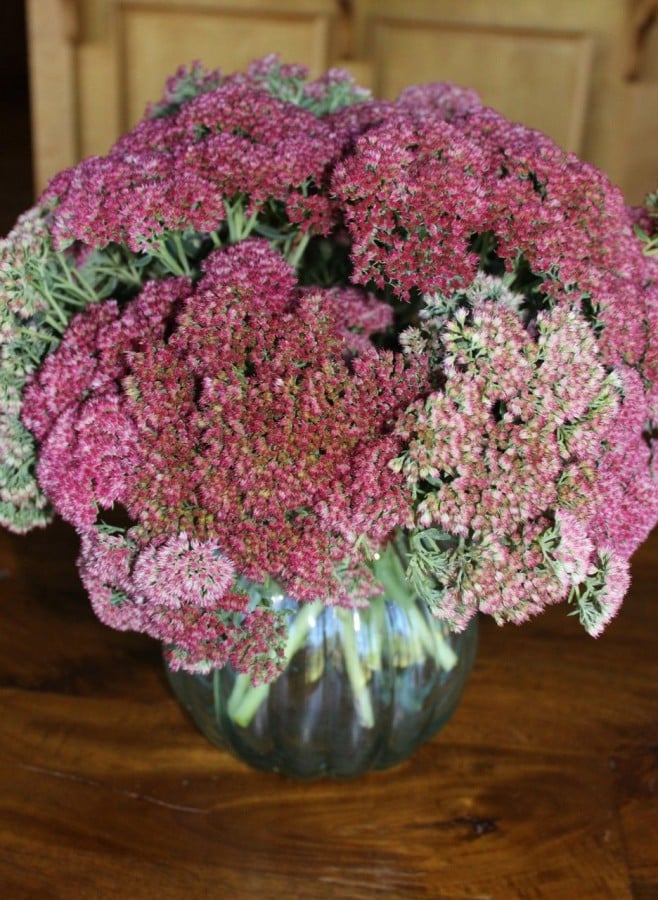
[27,0,340,192]
[350,0,628,184]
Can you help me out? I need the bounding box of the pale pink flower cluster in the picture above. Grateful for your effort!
[132,533,235,608]
[552,511,596,588]
[78,528,283,677]
[395,280,649,634]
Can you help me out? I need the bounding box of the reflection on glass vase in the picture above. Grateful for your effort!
[164,581,478,779]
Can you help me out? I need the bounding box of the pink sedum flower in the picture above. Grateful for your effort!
[585,549,631,637]
[553,510,596,587]
[132,533,235,609]
[78,528,146,633]
[5,57,657,675]
[36,393,139,530]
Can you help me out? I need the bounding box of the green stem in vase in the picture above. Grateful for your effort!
[373,540,458,671]
[336,606,376,729]
[226,599,324,727]
[213,668,221,723]
[222,535,459,731]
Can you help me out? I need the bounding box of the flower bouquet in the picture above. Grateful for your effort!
[1,57,657,774]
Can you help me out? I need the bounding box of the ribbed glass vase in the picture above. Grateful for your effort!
[165,588,478,779]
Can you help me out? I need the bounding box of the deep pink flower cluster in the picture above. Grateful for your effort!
[332,103,651,373]
[123,242,423,600]
[334,114,492,296]
[21,278,188,528]
[22,240,422,671]
[302,285,393,355]
[5,57,657,673]
[396,81,482,128]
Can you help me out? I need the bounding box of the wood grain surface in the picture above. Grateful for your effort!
[0,517,657,900]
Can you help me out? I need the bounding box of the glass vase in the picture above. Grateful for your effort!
[164,587,478,779]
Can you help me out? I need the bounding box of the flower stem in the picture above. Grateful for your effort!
[373,540,457,671]
[226,599,323,727]
[222,538,459,731]
[336,607,375,728]
[286,230,311,269]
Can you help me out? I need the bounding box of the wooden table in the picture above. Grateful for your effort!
[0,519,656,899]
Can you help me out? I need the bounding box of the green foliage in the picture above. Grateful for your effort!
[248,57,370,116]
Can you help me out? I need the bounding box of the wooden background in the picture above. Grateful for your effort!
[0,492,657,898]
[1,5,658,897]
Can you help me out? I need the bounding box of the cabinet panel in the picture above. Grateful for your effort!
[372,19,593,152]
[26,0,78,191]
[353,0,628,187]
[622,82,658,203]
[28,0,338,190]
[118,5,334,128]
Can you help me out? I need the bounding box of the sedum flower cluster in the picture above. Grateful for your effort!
[1,56,657,680]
